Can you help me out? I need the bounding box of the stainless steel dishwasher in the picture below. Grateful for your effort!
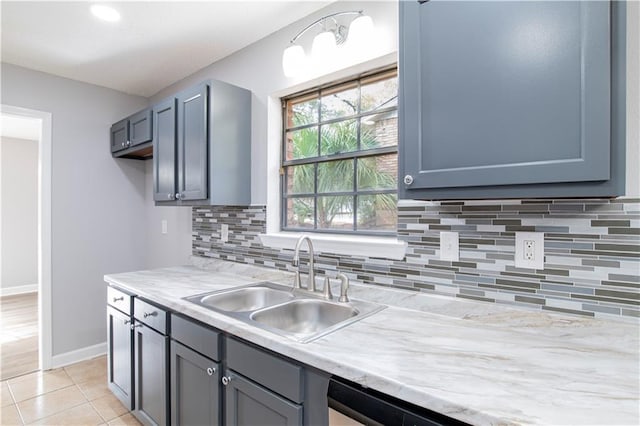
[327,377,470,426]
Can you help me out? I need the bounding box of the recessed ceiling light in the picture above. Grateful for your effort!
[90,4,121,22]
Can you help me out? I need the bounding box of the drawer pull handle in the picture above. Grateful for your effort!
[143,311,158,318]
[222,376,232,386]
[112,296,124,302]
[132,323,143,329]
[124,319,131,325]
[207,367,215,376]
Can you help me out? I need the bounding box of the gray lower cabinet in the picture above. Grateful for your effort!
[133,300,169,426]
[224,371,302,426]
[170,342,221,426]
[106,306,133,410]
[399,0,626,199]
[106,287,134,410]
[152,79,252,206]
[170,314,222,426]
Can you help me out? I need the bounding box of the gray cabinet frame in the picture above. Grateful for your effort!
[133,322,169,426]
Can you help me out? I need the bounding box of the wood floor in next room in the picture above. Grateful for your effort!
[0,293,39,381]
[0,355,140,425]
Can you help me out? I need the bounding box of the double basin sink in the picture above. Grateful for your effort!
[184,281,385,343]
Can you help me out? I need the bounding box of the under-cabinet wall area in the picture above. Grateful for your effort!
[192,200,640,320]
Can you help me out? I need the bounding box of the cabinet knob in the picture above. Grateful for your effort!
[143,311,158,318]
[112,296,124,302]
[167,193,174,200]
[121,142,125,147]
[221,376,232,386]
[126,140,131,146]
[175,193,183,200]
[403,175,414,185]
[206,367,215,376]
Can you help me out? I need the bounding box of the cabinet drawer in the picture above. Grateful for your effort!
[226,338,303,404]
[107,286,133,315]
[134,298,168,334]
[171,315,220,361]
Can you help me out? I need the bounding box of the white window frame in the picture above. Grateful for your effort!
[259,53,407,260]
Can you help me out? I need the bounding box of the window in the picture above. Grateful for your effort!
[281,68,398,235]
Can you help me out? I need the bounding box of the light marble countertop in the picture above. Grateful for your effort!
[104,259,640,426]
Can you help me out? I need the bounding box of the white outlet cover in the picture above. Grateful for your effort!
[515,232,544,269]
[161,220,168,234]
[220,223,229,243]
[440,231,459,262]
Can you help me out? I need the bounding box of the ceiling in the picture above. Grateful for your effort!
[1,1,331,97]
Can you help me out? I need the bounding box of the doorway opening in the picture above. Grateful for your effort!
[0,105,52,379]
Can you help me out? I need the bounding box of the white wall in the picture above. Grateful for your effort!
[144,0,399,260]
[0,63,149,356]
[0,136,38,290]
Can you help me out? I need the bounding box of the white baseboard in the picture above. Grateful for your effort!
[50,342,107,369]
[0,284,38,297]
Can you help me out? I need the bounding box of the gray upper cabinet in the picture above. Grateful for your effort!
[399,0,626,200]
[177,83,208,202]
[153,79,252,206]
[111,108,153,159]
[129,109,153,147]
[110,118,128,153]
[153,98,178,202]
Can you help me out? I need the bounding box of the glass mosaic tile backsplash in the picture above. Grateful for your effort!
[192,199,639,320]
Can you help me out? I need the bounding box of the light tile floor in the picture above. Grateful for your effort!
[0,355,140,425]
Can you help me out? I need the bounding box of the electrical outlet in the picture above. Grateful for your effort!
[161,220,168,234]
[515,232,544,269]
[220,224,229,243]
[440,231,459,261]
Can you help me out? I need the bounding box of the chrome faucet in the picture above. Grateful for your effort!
[292,236,316,292]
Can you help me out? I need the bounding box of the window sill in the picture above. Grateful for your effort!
[258,232,407,260]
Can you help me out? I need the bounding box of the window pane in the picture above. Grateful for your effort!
[357,155,397,191]
[360,110,398,150]
[320,84,358,121]
[318,160,354,193]
[320,120,358,156]
[286,127,318,160]
[357,194,397,231]
[286,197,314,228]
[317,196,353,230]
[287,95,319,128]
[361,75,398,113]
[285,164,315,195]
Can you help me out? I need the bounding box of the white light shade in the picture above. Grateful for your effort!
[90,4,121,22]
[282,44,305,78]
[311,31,337,62]
[347,15,374,47]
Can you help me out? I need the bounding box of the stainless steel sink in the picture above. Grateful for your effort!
[184,281,385,343]
[198,286,295,312]
[251,299,358,335]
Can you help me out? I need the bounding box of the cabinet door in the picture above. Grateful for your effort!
[110,118,128,153]
[400,0,612,198]
[153,98,178,202]
[176,83,208,201]
[133,323,168,426]
[107,306,133,410]
[224,371,302,426]
[130,109,153,147]
[171,341,221,426]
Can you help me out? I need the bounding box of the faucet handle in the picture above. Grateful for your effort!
[337,273,350,303]
[322,277,333,300]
